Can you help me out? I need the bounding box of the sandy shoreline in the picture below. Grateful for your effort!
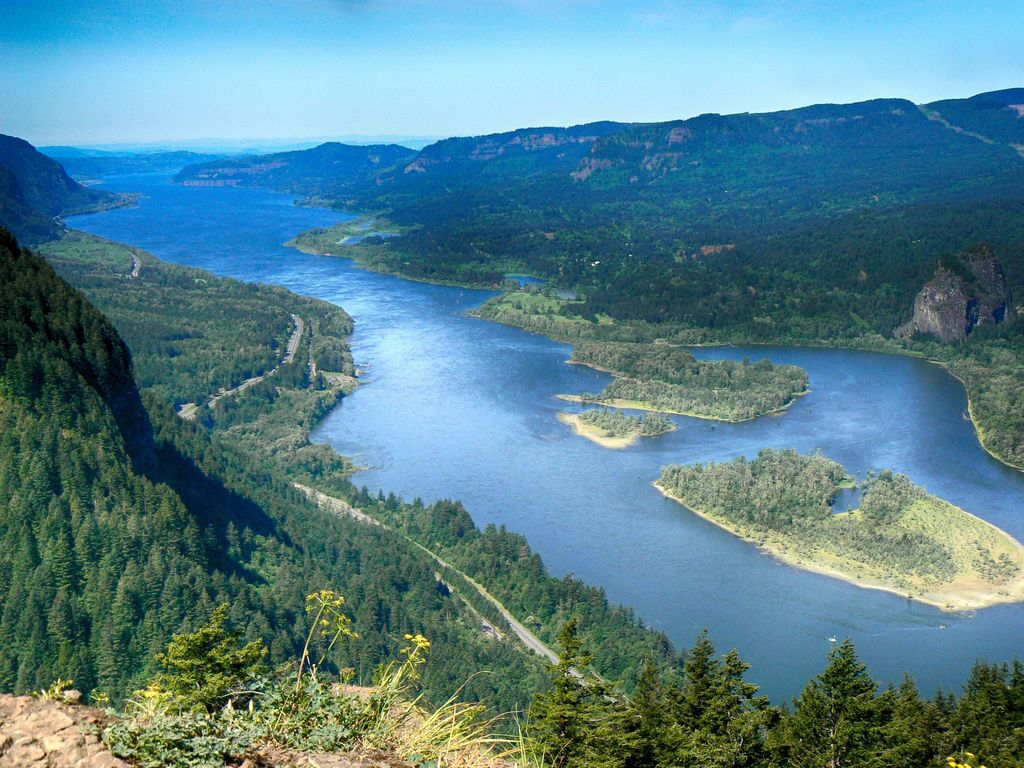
[557,412,639,449]
[558,411,678,449]
[556,391,805,423]
[654,483,1024,612]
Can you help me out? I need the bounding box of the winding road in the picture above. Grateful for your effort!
[293,482,560,664]
[179,313,304,419]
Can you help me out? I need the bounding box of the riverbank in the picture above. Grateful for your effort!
[941,362,1024,474]
[287,225,519,291]
[654,481,1024,613]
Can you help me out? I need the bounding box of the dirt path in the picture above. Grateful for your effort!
[129,251,141,278]
[294,483,559,664]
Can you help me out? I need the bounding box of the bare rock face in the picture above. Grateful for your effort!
[894,245,1015,342]
[0,694,128,768]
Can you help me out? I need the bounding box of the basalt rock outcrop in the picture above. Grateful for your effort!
[894,245,1015,342]
[0,694,127,768]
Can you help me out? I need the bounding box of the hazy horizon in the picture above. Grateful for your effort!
[3,0,1023,146]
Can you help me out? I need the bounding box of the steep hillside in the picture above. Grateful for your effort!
[925,87,1024,148]
[0,227,209,694]
[0,165,59,244]
[0,136,129,243]
[0,229,555,707]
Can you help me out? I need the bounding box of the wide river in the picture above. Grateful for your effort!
[71,173,1023,701]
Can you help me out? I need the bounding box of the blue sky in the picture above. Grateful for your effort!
[2,0,1023,146]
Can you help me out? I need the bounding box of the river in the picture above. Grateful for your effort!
[69,173,1023,701]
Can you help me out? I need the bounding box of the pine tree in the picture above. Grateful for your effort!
[773,639,882,768]
[615,658,671,768]
[529,617,604,768]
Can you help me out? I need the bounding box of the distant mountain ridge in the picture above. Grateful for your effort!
[173,142,419,196]
[44,149,223,179]
[924,87,1024,148]
[171,88,1024,338]
[173,89,1024,204]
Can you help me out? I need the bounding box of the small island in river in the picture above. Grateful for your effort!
[562,340,809,422]
[559,407,676,449]
[657,449,1024,611]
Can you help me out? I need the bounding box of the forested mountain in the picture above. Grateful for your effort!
[0,228,556,705]
[350,92,1024,320]
[173,142,419,196]
[0,135,129,243]
[925,87,1024,145]
[172,90,1024,338]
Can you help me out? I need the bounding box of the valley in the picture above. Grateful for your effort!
[6,3,1024,763]
[63,172,1024,703]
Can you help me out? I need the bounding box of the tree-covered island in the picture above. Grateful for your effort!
[561,340,809,422]
[558,407,676,449]
[657,449,1024,611]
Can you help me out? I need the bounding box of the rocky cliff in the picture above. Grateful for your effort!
[894,245,1016,342]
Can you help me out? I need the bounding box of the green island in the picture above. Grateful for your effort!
[563,340,809,422]
[477,285,1024,468]
[472,289,809,422]
[559,407,676,449]
[656,449,1024,611]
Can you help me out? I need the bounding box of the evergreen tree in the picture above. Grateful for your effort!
[772,639,882,768]
[530,617,605,768]
[614,658,672,768]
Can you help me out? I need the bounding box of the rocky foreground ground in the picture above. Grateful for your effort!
[0,694,126,768]
[0,694,409,768]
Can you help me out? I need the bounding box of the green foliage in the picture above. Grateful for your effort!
[571,340,808,421]
[774,639,882,768]
[105,608,501,767]
[656,449,1004,588]
[151,604,268,712]
[529,617,605,768]
[576,408,673,438]
[103,708,251,768]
